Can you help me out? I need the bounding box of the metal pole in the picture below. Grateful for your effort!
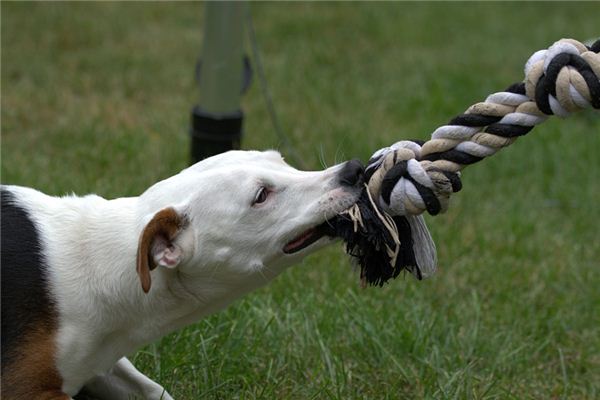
[190,2,248,163]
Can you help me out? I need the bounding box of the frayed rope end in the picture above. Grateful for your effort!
[329,188,437,286]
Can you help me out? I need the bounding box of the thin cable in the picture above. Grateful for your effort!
[245,8,306,169]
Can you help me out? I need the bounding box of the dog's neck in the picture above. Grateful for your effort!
[43,195,206,386]
[48,192,273,389]
[64,196,214,336]
[12,186,283,394]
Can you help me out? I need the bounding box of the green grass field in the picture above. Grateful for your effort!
[2,3,599,399]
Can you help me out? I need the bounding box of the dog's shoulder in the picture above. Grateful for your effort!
[1,187,57,353]
[1,186,65,396]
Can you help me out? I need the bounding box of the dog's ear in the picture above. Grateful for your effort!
[136,207,187,293]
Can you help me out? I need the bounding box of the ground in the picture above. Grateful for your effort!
[2,3,599,399]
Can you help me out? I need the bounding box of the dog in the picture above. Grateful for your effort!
[1,150,364,400]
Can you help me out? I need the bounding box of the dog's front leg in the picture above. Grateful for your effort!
[75,357,173,400]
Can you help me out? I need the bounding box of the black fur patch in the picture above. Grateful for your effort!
[1,188,57,370]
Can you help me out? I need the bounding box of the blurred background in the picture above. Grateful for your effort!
[2,3,599,399]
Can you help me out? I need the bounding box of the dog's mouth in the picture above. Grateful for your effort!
[283,222,336,254]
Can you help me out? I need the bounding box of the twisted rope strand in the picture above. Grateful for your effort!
[366,38,600,218]
[337,38,599,285]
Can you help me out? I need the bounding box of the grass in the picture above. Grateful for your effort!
[2,2,599,399]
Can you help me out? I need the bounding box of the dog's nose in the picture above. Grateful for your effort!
[338,159,365,187]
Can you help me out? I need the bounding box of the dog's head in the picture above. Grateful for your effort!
[135,150,363,293]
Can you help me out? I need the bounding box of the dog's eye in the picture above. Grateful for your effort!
[253,187,269,205]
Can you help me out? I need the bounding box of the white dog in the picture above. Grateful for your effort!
[1,150,364,400]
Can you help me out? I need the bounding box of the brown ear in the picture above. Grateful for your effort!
[136,207,186,293]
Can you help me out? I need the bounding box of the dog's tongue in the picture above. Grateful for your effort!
[283,228,317,254]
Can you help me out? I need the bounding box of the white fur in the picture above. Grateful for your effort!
[5,150,361,399]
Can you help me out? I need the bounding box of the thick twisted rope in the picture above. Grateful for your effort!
[333,38,600,286]
[367,38,599,217]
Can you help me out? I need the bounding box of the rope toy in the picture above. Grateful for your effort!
[331,38,600,287]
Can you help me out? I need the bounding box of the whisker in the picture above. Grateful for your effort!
[323,209,336,230]
[257,266,271,284]
[334,143,346,165]
[262,264,277,276]
[318,144,328,169]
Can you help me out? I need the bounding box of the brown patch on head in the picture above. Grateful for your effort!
[136,207,186,293]
[1,319,68,400]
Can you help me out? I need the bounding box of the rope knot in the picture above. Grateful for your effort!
[525,38,600,117]
[369,38,599,219]
[331,38,599,287]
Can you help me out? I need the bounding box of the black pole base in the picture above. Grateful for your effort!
[190,106,243,164]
